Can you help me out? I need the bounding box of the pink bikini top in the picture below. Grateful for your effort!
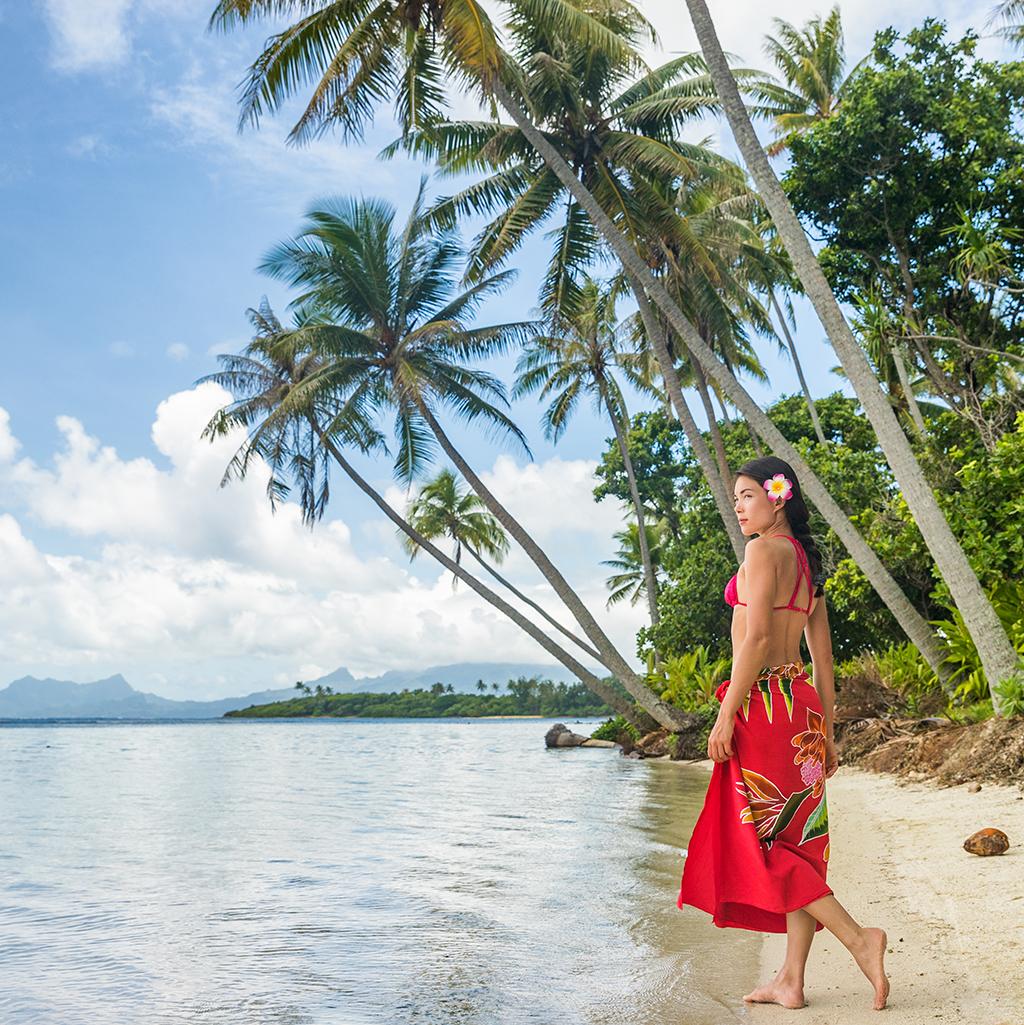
[724,535,813,614]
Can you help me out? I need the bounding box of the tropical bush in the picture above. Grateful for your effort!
[651,646,732,712]
[591,715,642,742]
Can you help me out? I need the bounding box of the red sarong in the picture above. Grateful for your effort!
[676,662,832,933]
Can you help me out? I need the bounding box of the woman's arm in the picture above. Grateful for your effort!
[803,597,835,741]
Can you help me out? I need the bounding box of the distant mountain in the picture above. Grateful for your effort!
[306,661,583,694]
[0,661,587,720]
[0,675,298,720]
[307,666,357,689]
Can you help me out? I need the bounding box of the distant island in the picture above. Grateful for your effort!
[225,676,615,719]
[0,662,594,720]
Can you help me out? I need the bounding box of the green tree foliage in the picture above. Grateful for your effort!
[600,393,944,662]
[602,398,1024,704]
[593,409,689,542]
[783,21,1024,446]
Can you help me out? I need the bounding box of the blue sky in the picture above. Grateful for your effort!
[0,0,1007,698]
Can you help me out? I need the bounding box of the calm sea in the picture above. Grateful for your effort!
[0,717,759,1024]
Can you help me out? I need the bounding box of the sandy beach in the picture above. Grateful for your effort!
[679,760,1024,1022]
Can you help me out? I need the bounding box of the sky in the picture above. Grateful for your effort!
[0,0,1011,698]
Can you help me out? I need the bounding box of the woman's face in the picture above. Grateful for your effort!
[733,474,784,537]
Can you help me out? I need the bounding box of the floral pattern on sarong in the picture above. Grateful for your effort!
[791,708,827,800]
[736,769,811,842]
[734,693,830,853]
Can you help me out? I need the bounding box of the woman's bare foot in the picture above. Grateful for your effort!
[743,977,807,1009]
[851,927,890,1009]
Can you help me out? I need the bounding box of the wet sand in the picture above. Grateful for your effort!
[675,760,1024,1022]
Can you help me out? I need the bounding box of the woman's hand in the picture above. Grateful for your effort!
[707,714,735,763]
[824,736,839,778]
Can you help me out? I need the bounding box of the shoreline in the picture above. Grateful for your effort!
[663,757,1024,1020]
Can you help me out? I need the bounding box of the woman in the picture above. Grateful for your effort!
[676,456,889,1011]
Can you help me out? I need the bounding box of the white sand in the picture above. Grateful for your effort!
[683,760,1024,1021]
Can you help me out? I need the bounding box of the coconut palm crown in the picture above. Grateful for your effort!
[253,178,538,484]
[754,6,864,155]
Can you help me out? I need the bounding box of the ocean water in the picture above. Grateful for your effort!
[0,717,759,1024]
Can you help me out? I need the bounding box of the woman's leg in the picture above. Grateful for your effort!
[802,893,890,1009]
[743,909,815,1008]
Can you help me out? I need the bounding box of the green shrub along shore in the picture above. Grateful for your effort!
[224,676,616,719]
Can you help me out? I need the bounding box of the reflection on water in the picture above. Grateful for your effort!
[0,718,758,1023]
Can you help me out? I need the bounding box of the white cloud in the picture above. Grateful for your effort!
[40,0,211,72]
[66,133,111,159]
[0,387,641,698]
[108,340,134,358]
[41,0,135,71]
[166,342,189,361]
[149,66,416,206]
[0,409,20,462]
[639,0,1008,66]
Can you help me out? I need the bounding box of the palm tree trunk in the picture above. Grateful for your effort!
[891,341,927,437]
[462,546,602,662]
[487,76,951,684]
[599,382,660,628]
[746,420,765,457]
[715,389,733,427]
[770,290,827,444]
[684,0,1013,707]
[690,352,732,486]
[411,399,690,730]
[311,421,645,724]
[627,272,746,561]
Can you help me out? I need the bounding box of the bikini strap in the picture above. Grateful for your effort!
[783,535,811,612]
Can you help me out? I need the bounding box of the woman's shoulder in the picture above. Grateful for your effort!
[744,534,792,564]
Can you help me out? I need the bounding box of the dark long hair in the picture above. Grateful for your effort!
[737,456,826,597]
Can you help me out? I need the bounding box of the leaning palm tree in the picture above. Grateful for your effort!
[684,0,1021,705]
[739,222,827,445]
[602,522,664,610]
[208,0,955,679]
[252,185,688,728]
[403,468,600,659]
[754,6,861,155]
[434,4,955,675]
[392,42,764,559]
[513,277,660,626]
[198,301,639,721]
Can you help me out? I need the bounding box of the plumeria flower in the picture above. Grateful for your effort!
[763,474,793,503]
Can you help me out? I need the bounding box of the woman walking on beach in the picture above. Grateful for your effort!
[677,456,890,1011]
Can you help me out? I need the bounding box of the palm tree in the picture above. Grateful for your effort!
[392,43,763,559]
[403,468,600,658]
[683,0,1021,707]
[208,0,953,679]
[850,291,932,437]
[228,190,687,727]
[754,7,861,155]
[602,522,664,610]
[745,228,827,444]
[643,171,773,485]
[513,276,661,626]
[990,1,1024,47]
[256,186,685,724]
[198,301,642,722]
